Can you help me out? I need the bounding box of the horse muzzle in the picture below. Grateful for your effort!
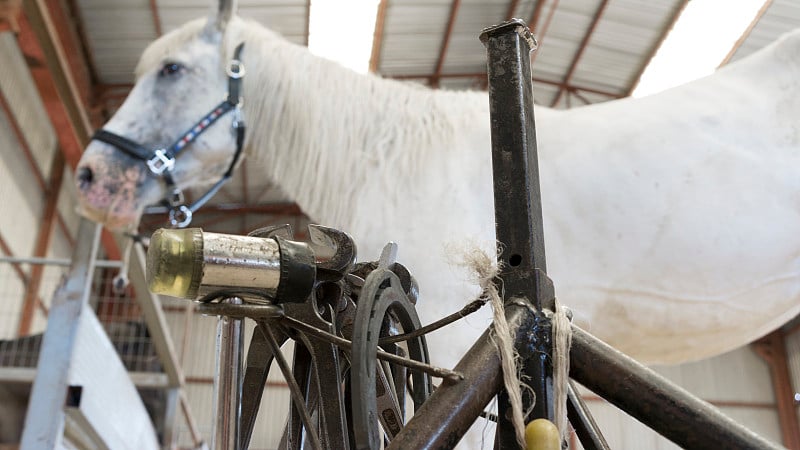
[74,149,151,230]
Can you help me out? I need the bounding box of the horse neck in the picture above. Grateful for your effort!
[236,22,486,228]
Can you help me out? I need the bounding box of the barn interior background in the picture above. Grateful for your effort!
[1,0,800,448]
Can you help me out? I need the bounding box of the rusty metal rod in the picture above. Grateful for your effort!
[570,325,782,450]
[280,315,463,382]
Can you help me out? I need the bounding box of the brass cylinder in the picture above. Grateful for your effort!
[147,228,281,300]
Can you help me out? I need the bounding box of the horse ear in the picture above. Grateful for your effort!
[203,0,237,38]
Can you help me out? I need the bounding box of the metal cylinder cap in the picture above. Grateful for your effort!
[146,228,205,299]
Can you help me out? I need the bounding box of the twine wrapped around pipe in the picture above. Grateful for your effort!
[452,244,572,448]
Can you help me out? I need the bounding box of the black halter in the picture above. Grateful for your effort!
[92,43,247,228]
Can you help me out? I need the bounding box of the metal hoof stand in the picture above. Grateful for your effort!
[146,20,780,450]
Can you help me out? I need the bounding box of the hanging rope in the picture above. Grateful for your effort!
[452,244,528,448]
[453,244,572,448]
[548,299,573,445]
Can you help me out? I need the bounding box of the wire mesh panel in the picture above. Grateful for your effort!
[92,266,162,373]
[0,259,67,367]
[0,259,163,374]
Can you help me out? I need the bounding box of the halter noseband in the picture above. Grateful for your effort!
[92,43,247,228]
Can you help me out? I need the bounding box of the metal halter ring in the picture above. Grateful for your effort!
[147,149,176,175]
[226,60,245,79]
[169,205,193,228]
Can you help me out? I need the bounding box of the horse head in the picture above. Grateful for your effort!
[75,0,244,230]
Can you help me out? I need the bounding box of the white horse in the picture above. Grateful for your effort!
[75,0,800,376]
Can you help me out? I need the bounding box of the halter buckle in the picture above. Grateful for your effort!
[169,205,193,228]
[147,149,175,175]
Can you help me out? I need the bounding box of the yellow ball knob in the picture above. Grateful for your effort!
[525,418,560,450]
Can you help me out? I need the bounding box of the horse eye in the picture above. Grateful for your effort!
[160,62,184,77]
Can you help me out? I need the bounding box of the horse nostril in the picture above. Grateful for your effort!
[76,166,94,190]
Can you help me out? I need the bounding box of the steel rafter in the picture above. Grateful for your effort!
[530,0,559,65]
[369,0,389,72]
[304,0,311,46]
[392,72,622,99]
[550,0,610,107]
[528,0,546,30]
[624,1,689,96]
[0,232,49,316]
[719,0,773,67]
[19,0,121,261]
[431,0,461,88]
[18,150,64,336]
[148,0,162,37]
[0,89,76,247]
[752,331,800,449]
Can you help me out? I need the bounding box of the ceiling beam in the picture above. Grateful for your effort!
[625,1,689,97]
[752,331,800,449]
[19,1,121,261]
[63,0,100,107]
[530,0,559,65]
[550,0,610,107]
[148,0,162,37]
[18,150,64,336]
[0,89,76,246]
[0,0,20,32]
[719,0,773,67]
[527,0,545,30]
[431,0,461,88]
[504,0,521,21]
[368,0,388,72]
[392,72,623,99]
[304,0,311,46]
[19,1,89,167]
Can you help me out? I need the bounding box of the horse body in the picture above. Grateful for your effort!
[75,10,800,375]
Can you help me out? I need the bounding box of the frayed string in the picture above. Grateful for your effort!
[450,244,529,449]
[546,300,572,445]
[450,243,573,448]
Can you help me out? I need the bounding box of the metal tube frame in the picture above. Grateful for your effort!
[211,297,244,450]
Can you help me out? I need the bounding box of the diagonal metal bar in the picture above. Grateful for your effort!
[257,321,323,450]
[567,380,610,450]
[570,325,782,450]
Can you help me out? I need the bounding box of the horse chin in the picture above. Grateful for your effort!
[75,178,157,232]
[76,197,144,232]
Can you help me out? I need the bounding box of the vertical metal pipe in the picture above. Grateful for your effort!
[211,297,244,450]
[480,19,555,447]
[20,218,101,449]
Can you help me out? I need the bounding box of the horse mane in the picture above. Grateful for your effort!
[218,18,493,227]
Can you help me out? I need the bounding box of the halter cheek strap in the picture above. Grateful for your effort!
[92,42,247,228]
